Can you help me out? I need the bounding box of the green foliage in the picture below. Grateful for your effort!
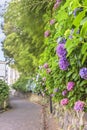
[3,0,54,75]
[12,76,29,92]
[35,0,87,111]
[0,80,9,106]
[12,75,35,93]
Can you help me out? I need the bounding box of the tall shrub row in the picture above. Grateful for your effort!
[34,0,87,112]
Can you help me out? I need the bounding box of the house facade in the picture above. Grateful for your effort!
[0,60,19,85]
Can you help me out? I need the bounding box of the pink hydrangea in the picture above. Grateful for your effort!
[62,90,67,96]
[46,68,51,74]
[50,19,55,25]
[43,63,49,69]
[60,98,69,105]
[44,30,50,37]
[67,82,75,91]
[74,101,85,111]
[53,1,61,9]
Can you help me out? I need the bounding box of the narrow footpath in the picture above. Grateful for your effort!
[0,97,43,130]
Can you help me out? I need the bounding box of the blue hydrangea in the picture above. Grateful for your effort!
[57,37,66,44]
[59,57,69,70]
[56,44,67,58]
[79,67,87,80]
[73,7,83,16]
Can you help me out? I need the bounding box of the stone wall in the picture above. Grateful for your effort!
[52,103,87,130]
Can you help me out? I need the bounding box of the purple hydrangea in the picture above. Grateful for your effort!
[59,57,69,70]
[53,88,59,93]
[53,1,61,9]
[74,101,85,111]
[43,63,49,69]
[69,35,73,39]
[67,81,75,91]
[50,19,55,25]
[60,98,69,105]
[44,30,50,37]
[56,44,67,58]
[79,67,87,80]
[62,90,67,96]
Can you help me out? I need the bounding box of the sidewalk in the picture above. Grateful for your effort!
[28,94,59,130]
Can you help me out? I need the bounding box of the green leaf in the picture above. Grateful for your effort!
[80,17,87,25]
[80,22,87,37]
[73,11,86,27]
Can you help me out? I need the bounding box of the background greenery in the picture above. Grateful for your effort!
[0,79,9,107]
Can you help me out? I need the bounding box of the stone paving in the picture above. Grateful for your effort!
[0,97,43,130]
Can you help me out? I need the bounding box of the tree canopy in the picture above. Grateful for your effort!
[3,0,54,75]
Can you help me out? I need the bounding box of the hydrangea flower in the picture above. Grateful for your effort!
[74,101,85,111]
[53,1,61,9]
[67,81,75,91]
[43,63,49,69]
[60,98,69,105]
[59,57,69,70]
[46,68,51,74]
[50,19,55,25]
[44,30,50,37]
[42,77,46,81]
[73,7,83,16]
[79,67,87,80]
[62,90,67,96]
[57,37,66,44]
[56,44,67,58]
[53,88,59,93]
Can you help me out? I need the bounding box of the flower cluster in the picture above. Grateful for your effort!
[44,30,50,38]
[42,77,46,81]
[46,68,51,74]
[74,101,85,111]
[59,57,69,70]
[43,63,49,68]
[60,98,69,105]
[79,67,87,80]
[53,0,61,10]
[50,19,55,25]
[57,37,66,44]
[56,44,67,58]
[56,38,69,70]
[62,81,75,97]
[54,88,59,93]
[73,7,83,16]
[62,90,67,96]
[43,63,51,74]
[67,81,75,91]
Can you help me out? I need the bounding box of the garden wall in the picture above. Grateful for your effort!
[52,103,87,130]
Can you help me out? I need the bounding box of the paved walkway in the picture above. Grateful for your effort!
[0,97,43,130]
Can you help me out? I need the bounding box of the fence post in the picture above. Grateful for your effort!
[49,95,52,113]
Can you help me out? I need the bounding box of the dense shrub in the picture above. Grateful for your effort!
[0,79,9,107]
[34,0,87,112]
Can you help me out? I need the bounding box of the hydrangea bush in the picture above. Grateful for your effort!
[35,0,87,112]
